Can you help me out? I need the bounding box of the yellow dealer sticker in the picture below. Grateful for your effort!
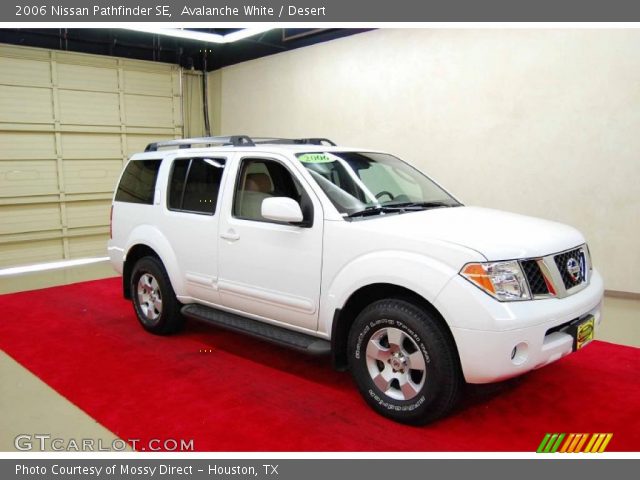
[576,316,595,350]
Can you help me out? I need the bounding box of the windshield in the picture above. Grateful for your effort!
[296,151,460,217]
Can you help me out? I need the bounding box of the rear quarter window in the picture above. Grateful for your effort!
[115,159,162,204]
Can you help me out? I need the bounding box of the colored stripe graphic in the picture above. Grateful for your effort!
[537,433,613,453]
[536,433,551,453]
[550,433,565,452]
[592,434,606,452]
[587,433,614,453]
[537,433,564,453]
[544,433,559,453]
[559,433,575,453]
[574,434,589,452]
[568,434,584,453]
[584,434,598,452]
[598,434,613,453]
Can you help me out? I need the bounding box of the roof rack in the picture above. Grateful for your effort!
[145,135,254,152]
[252,137,337,146]
[144,135,336,152]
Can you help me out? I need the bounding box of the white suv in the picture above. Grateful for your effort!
[108,135,603,424]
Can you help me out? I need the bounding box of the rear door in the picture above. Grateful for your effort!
[160,155,228,304]
[217,153,323,332]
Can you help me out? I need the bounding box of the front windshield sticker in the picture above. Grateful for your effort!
[298,153,335,164]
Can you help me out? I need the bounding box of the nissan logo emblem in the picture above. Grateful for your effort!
[566,257,582,283]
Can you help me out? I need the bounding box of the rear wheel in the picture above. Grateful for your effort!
[348,299,461,425]
[130,256,183,335]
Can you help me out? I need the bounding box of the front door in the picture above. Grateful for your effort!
[217,155,323,331]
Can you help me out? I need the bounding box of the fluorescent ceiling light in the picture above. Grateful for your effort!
[222,28,272,43]
[123,27,272,44]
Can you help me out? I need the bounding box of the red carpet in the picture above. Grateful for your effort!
[0,278,638,451]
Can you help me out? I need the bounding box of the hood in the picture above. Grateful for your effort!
[357,206,585,260]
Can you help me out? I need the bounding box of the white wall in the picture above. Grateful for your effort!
[218,29,640,293]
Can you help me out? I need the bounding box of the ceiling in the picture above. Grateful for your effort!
[0,28,371,71]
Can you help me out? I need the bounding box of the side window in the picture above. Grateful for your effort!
[233,158,313,225]
[115,159,162,205]
[167,158,225,215]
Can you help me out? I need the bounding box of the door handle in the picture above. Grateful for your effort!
[220,230,240,242]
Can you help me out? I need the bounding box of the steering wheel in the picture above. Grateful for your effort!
[375,191,395,202]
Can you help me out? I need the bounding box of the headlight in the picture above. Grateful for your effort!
[460,261,531,301]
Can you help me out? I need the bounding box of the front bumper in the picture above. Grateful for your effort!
[434,269,604,384]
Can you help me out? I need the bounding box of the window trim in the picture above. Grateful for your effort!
[166,156,226,216]
[232,156,314,228]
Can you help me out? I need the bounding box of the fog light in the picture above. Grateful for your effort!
[511,342,529,365]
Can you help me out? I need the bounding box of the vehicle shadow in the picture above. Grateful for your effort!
[183,318,528,415]
[183,318,351,389]
[456,377,526,411]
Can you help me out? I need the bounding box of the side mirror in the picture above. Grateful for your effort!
[261,197,304,224]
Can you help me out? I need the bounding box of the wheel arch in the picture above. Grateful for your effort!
[330,283,460,372]
[121,223,184,300]
[122,244,161,299]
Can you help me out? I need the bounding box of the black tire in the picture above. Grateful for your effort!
[348,299,461,425]
[130,256,184,335]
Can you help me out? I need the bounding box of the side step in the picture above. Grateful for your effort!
[181,304,331,355]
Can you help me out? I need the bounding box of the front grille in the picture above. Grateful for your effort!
[554,248,586,289]
[520,260,549,295]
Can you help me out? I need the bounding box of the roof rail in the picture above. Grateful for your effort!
[144,135,336,152]
[145,135,255,152]
[252,137,337,146]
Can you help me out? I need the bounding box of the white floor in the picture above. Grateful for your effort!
[0,351,126,452]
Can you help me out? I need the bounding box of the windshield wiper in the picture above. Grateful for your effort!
[346,205,402,218]
[346,201,459,218]
[385,201,458,210]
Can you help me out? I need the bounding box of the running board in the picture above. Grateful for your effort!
[181,304,331,355]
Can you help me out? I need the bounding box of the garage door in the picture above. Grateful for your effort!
[0,44,182,267]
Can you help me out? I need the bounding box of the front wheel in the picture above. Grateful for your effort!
[130,256,183,335]
[348,299,461,425]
